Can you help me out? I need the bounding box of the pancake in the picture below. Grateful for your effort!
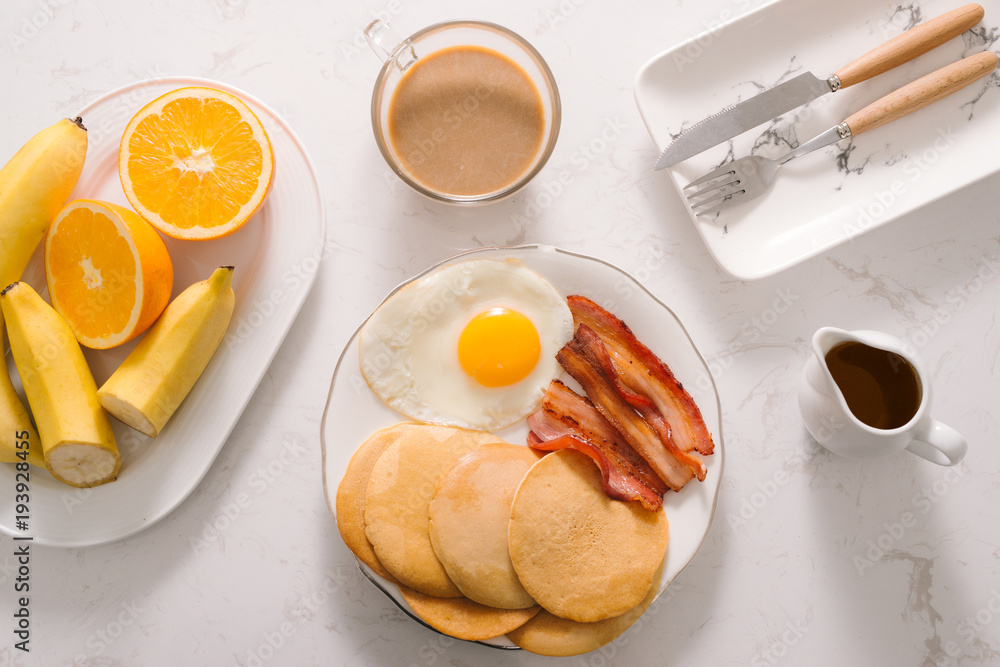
[508,449,669,622]
[398,585,541,642]
[428,442,541,609]
[507,558,664,656]
[335,423,421,582]
[364,425,504,597]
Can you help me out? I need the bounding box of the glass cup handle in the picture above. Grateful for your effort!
[364,20,417,70]
[905,419,968,466]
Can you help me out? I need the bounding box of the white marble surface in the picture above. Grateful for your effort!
[1,0,999,665]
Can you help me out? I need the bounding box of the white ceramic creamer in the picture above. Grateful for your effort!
[797,327,966,466]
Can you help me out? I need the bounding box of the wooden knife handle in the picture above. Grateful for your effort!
[835,4,984,89]
[845,50,998,136]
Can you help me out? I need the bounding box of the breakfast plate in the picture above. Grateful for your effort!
[321,244,724,648]
[0,76,325,546]
[634,0,1000,280]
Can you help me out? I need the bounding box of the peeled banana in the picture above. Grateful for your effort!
[99,266,236,437]
[1,281,119,488]
[0,116,87,289]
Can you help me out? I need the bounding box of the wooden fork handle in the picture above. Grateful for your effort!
[835,4,984,89]
[845,50,998,136]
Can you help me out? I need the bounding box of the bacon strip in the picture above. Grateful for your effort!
[557,327,695,491]
[527,380,666,510]
[568,324,707,481]
[568,295,715,456]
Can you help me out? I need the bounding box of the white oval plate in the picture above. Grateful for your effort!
[0,77,325,547]
[321,245,724,648]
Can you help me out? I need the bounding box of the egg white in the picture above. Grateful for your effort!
[359,259,573,431]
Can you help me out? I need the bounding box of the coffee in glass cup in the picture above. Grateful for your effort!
[366,20,561,204]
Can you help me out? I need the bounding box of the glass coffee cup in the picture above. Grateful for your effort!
[365,19,561,204]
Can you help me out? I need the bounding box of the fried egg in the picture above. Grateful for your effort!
[359,259,573,431]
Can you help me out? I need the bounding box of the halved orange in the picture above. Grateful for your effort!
[45,199,173,350]
[118,86,274,241]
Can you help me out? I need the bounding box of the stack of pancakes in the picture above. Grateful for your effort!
[335,423,669,656]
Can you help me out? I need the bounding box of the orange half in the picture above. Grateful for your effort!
[45,199,173,349]
[118,86,274,240]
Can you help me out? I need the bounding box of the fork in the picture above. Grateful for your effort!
[683,50,998,216]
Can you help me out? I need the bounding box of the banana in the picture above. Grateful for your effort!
[1,281,119,488]
[0,117,87,470]
[0,332,43,468]
[0,116,87,289]
[98,266,236,437]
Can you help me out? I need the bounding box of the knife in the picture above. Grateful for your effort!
[654,3,985,170]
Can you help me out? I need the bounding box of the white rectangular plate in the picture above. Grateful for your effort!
[635,0,1000,280]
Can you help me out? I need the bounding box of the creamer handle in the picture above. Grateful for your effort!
[905,419,967,466]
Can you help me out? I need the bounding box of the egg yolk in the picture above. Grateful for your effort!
[458,308,541,387]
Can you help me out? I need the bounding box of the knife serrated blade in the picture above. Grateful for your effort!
[654,73,832,170]
[653,3,985,170]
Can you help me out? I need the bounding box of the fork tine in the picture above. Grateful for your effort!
[684,165,737,190]
[687,179,744,202]
[691,194,744,216]
[688,179,747,214]
[685,175,740,201]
